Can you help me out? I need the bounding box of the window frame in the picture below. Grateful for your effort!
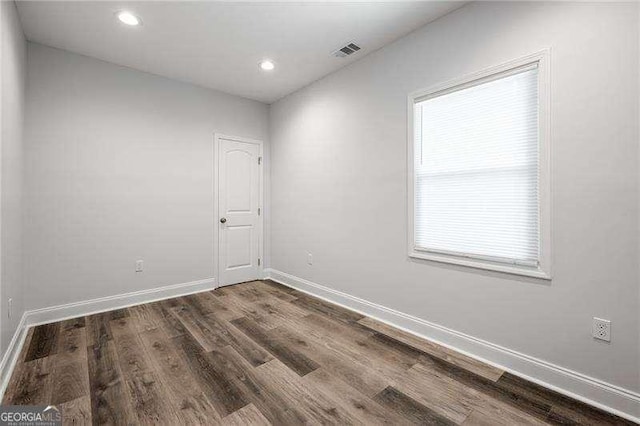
[407,50,551,280]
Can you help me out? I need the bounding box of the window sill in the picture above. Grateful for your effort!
[409,249,551,280]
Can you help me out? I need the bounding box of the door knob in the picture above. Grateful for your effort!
[220,217,227,224]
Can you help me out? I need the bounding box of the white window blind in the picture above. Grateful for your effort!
[413,64,540,267]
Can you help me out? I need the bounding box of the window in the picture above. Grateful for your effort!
[408,52,550,279]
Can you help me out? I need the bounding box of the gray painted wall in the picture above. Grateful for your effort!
[269,2,640,393]
[1,0,26,356]
[24,43,270,310]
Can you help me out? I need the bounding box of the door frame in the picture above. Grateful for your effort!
[214,133,265,288]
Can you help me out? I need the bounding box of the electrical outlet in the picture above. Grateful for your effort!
[307,253,313,265]
[7,298,12,319]
[136,260,144,272]
[592,317,611,342]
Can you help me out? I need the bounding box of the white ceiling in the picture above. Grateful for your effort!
[16,1,465,103]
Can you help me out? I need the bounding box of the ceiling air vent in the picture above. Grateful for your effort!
[332,42,361,58]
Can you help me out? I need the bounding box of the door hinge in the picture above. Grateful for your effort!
[258,207,261,216]
[258,156,262,165]
[258,258,261,266]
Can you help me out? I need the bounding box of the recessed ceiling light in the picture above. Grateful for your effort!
[259,60,275,71]
[117,11,141,26]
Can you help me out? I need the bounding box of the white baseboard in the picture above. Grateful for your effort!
[0,313,30,403]
[25,277,215,327]
[266,268,640,423]
[0,276,215,399]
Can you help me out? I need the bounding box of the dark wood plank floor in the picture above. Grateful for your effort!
[3,280,635,425]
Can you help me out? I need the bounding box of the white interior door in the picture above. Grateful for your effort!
[217,136,262,286]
